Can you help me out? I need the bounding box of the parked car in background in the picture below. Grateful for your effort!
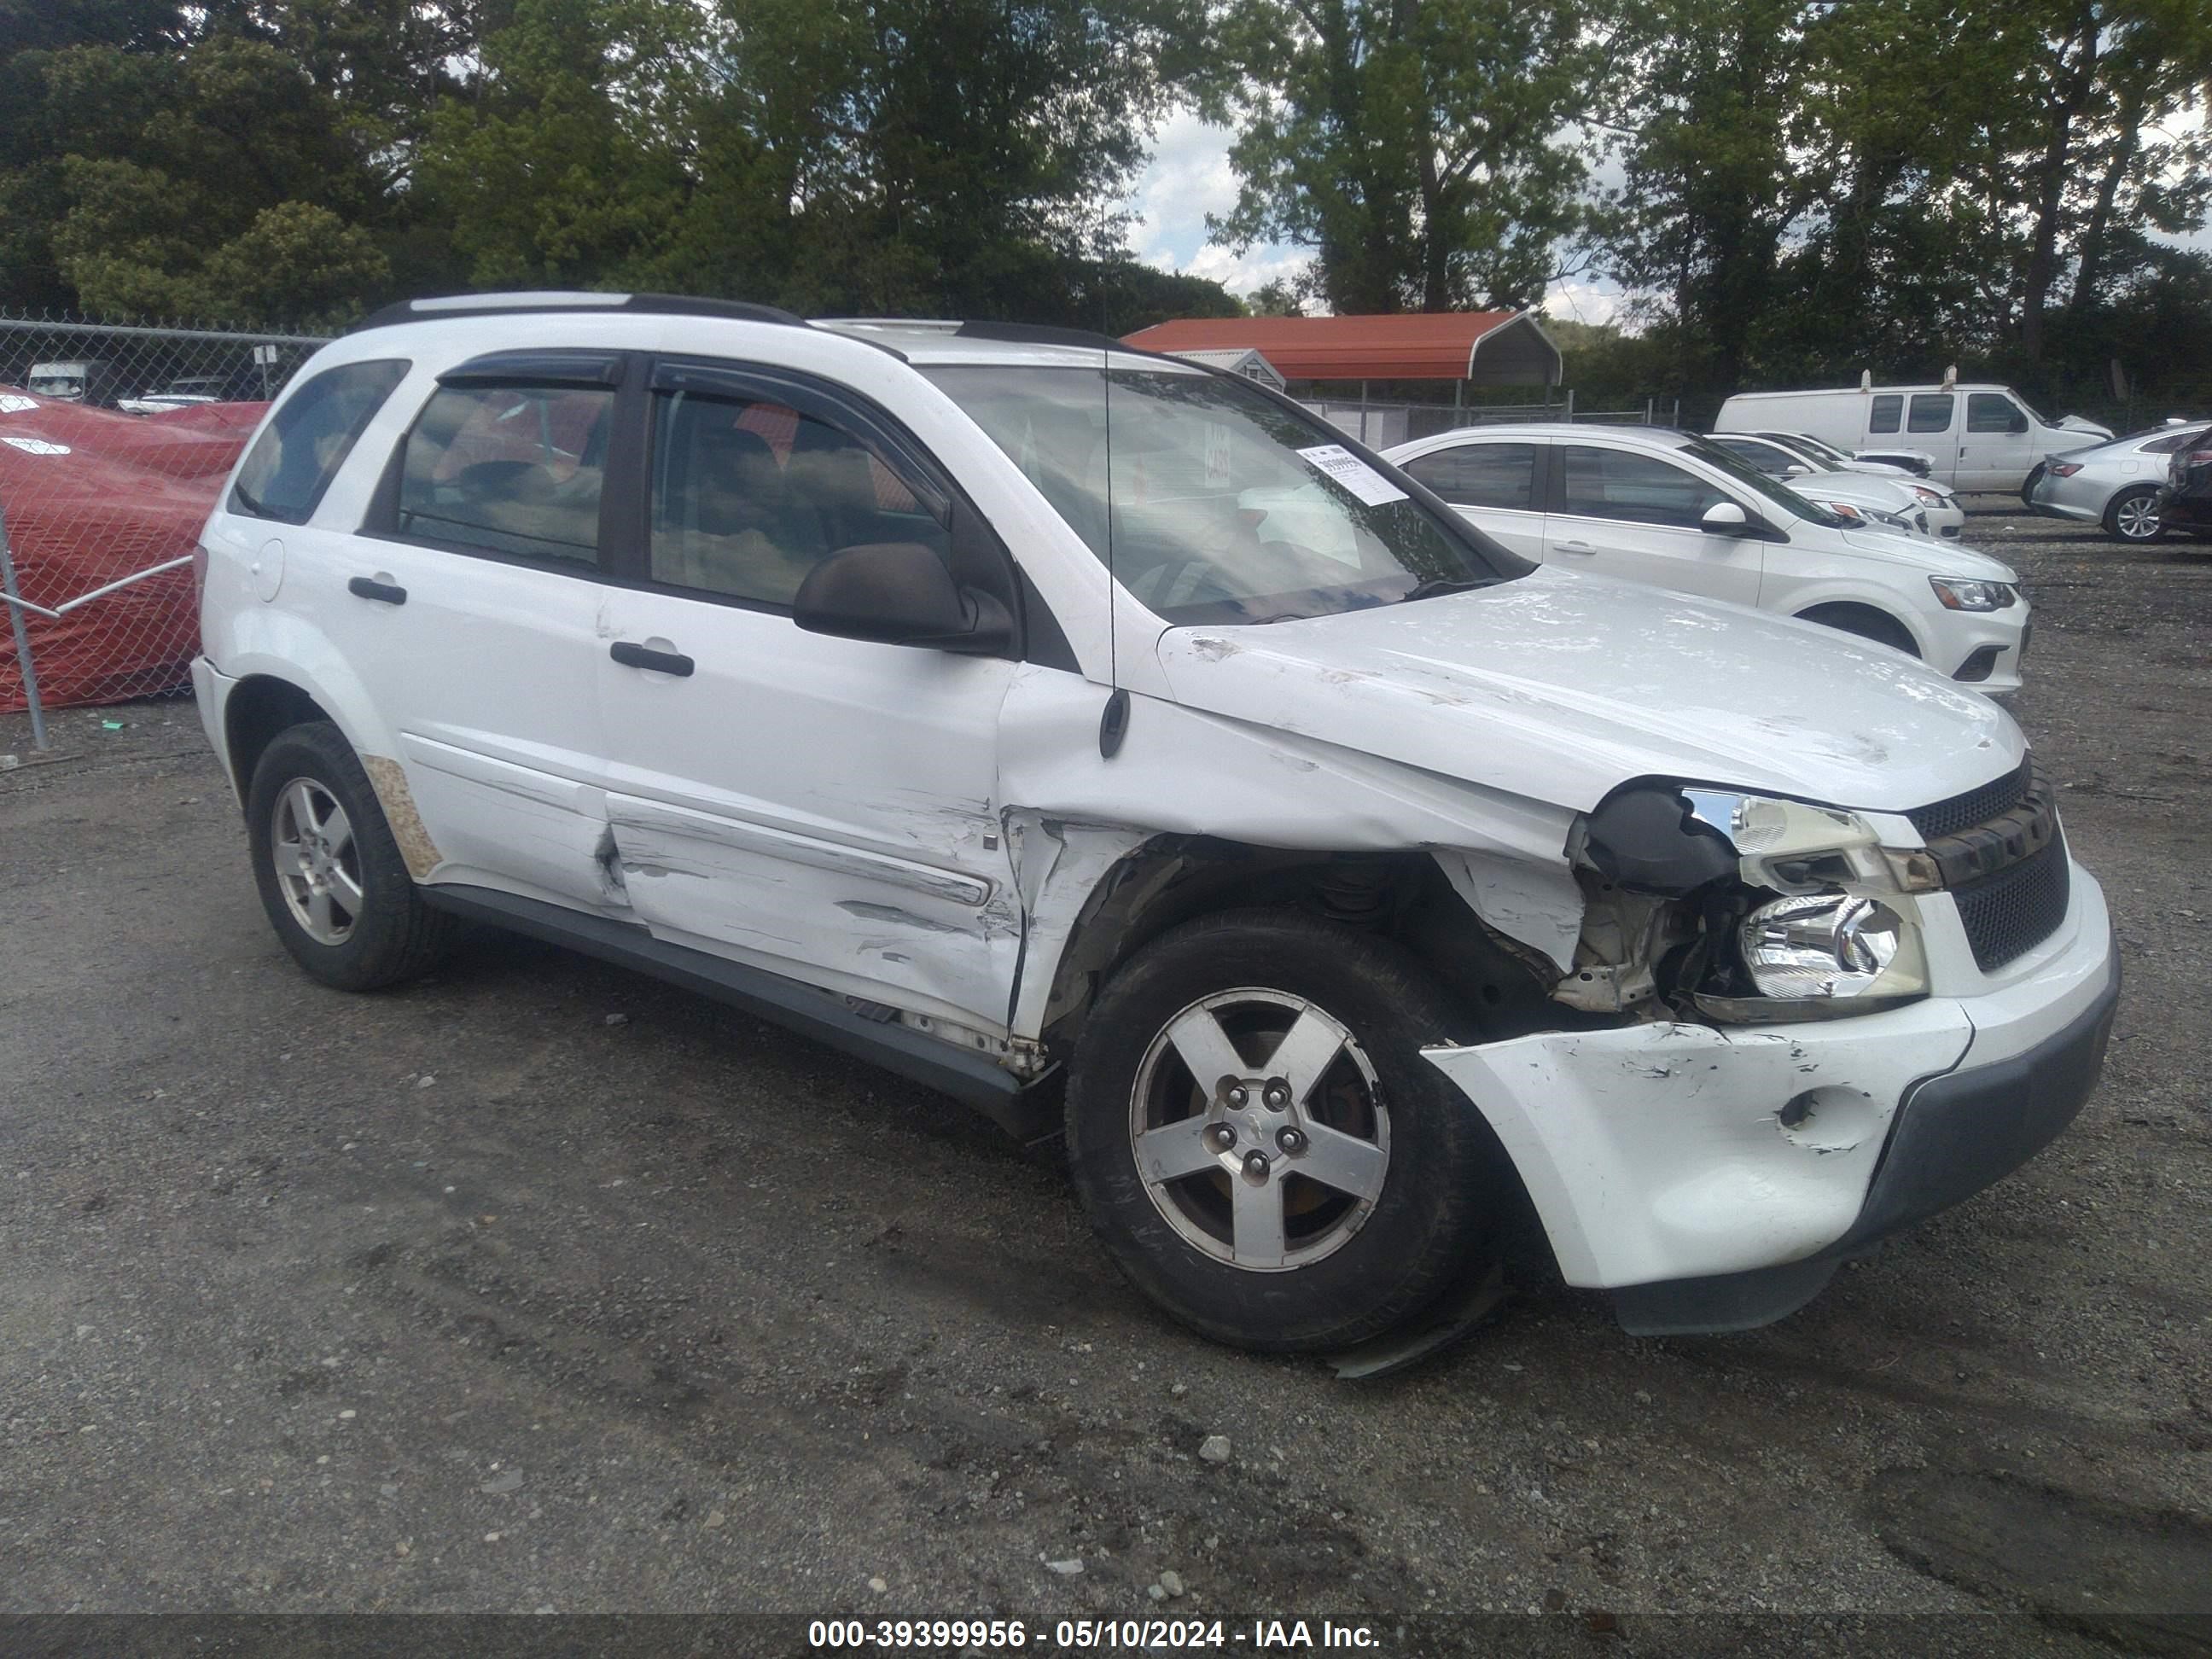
[1703,432,1968,539]
[1749,432,1967,536]
[1717,383,2113,492]
[191,293,2116,1352]
[1762,428,1940,480]
[2023,422,2211,543]
[1383,424,2029,690]
[2157,428,2212,544]
[26,358,119,405]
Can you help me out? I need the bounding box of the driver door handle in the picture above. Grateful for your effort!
[1557,539,1594,552]
[609,641,695,677]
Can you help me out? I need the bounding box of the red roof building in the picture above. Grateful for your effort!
[1122,311,1561,386]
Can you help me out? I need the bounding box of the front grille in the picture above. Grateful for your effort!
[1907,757,2032,841]
[1953,832,2071,972]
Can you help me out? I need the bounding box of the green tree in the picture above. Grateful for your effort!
[1199,0,1616,314]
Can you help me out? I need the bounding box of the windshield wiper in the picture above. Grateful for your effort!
[1400,577,1483,602]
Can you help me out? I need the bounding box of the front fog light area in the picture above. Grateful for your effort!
[1741,894,1906,998]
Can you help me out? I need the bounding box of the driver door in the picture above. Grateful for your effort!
[1545,443,1765,606]
[1956,392,2034,491]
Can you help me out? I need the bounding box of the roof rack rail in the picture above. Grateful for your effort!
[349,291,809,335]
[955,321,1135,353]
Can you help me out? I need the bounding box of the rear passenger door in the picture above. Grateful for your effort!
[593,358,1022,1032]
[1395,439,1547,562]
[1544,443,1764,606]
[335,352,625,909]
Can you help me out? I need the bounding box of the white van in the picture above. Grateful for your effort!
[1717,381,2112,492]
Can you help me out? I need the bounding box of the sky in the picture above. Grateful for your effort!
[1115,106,1627,324]
[1115,104,2212,327]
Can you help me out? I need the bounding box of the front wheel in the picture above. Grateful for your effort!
[1064,909,1506,1352]
[2104,485,2163,543]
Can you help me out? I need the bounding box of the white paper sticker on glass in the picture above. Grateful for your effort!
[1296,443,1407,506]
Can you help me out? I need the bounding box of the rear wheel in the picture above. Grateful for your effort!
[247,721,456,990]
[2103,485,2163,543]
[1064,909,1506,1352]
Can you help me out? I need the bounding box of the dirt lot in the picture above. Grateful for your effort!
[2,514,2208,1650]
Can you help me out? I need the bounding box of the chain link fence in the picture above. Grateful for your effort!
[0,312,330,749]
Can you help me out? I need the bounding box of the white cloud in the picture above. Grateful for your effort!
[1119,106,1313,298]
[1540,276,1624,328]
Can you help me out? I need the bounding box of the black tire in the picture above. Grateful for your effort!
[1797,603,1919,656]
[246,720,456,991]
[2102,484,2163,544]
[1064,908,1507,1353]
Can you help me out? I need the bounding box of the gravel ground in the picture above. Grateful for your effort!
[2,513,2208,1651]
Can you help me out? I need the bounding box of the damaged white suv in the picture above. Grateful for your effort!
[193,294,2119,1359]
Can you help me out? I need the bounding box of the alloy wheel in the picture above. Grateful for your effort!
[271,777,363,946]
[1128,988,1390,1272]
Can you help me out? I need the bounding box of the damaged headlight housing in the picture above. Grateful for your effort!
[1739,894,1906,998]
[1678,789,1931,1019]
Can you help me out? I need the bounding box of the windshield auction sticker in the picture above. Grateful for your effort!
[1295,444,1407,506]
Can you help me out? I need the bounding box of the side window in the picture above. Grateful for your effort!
[231,358,408,524]
[2144,427,2208,455]
[396,383,614,567]
[1907,393,1954,434]
[649,389,947,607]
[1401,442,1536,509]
[1968,393,2021,434]
[1712,437,1787,474]
[1558,445,1729,529]
[1868,394,1902,434]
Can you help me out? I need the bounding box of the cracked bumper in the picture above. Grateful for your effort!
[1423,868,2117,1330]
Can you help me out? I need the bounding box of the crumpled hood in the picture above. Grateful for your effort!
[1155,566,2023,817]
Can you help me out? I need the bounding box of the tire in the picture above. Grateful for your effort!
[1797,603,1919,657]
[246,721,456,991]
[1064,908,1506,1353]
[2102,484,2163,544]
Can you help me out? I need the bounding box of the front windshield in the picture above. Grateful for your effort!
[1679,435,1846,527]
[29,373,83,399]
[923,364,1526,625]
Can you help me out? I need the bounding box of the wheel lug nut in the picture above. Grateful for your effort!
[1263,1080,1291,1109]
[1242,1150,1271,1180]
[1205,1123,1237,1153]
[1276,1126,1307,1155]
[1226,1084,1249,1108]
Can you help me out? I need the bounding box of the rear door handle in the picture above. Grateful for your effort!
[347,575,406,605]
[609,640,695,677]
[1557,539,1594,552]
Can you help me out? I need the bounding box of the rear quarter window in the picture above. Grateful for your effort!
[231,358,410,524]
[1868,394,1903,434]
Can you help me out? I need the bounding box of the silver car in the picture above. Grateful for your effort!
[2026,422,2211,542]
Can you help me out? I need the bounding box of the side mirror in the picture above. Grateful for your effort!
[1780,463,1812,477]
[795,540,1012,655]
[1700,500,1756,536]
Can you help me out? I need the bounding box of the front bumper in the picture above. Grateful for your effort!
[1424,865,2116,1333]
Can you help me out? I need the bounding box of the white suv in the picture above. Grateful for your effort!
[193,294,2117,1359]
[1384,424,2029,690]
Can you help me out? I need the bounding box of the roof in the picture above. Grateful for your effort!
[1121,311,1561,385]
[1162,346,1288,389]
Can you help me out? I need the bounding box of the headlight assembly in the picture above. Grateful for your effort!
[1673,788,1937,1022]
[1930,576,2017,611]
